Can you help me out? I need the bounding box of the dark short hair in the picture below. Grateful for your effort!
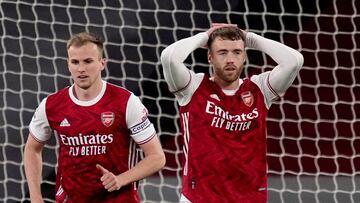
[67,32,104,56]
[207,27,246,50]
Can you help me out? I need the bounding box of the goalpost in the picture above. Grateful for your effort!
[1,0,359,202]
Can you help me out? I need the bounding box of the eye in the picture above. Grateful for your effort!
[70,60,79,65]
[84,59,94,64]
[234,50,242,55]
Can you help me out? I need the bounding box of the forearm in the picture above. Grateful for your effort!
[160,32,208,92]
[118,152,165,186]
[246,32,304,94]
[116,135,165,186]
[24,144,44,202]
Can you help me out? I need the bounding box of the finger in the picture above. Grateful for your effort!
[211,23,237,27]
[217,24,237,29]
[101,174,114,185]
[104,180,116,190]
[100,173,110,182]
[211,22,221,26]
[96,164,109,174]
[108,184,120,192]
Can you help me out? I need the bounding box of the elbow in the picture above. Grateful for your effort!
[160,47,171,67]
[284,51,304,72]
[158,152,166,170]
[294,51,304,70]
[160,46,181,70]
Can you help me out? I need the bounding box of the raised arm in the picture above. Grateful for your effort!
[247,32,304,97]
[160,24,238,105]
[160,32,208,93]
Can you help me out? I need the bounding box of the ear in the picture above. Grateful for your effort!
[208,51,212,64]
[100,58,107,71]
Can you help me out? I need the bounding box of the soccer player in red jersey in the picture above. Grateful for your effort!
[161,23,304,202]
[24,32,166,203]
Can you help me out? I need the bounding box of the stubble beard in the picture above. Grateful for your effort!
[218,65,243,84]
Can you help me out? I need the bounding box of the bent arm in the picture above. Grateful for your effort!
[247,32,304,96]
[24,133,45,203]
[119,94,166,185]
[116,135,165,186]
[160,32,208,93]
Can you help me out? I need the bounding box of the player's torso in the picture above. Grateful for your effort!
[46,84,140,203]
[180,77,268,202]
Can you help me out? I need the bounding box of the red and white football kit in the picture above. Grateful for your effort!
[29,80,156,203]
[180,76,269,202]
[161,31,303,203]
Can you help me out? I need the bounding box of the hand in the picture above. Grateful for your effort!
[30,198,45,203]
[96,164,123,192]
[206,23,238,36]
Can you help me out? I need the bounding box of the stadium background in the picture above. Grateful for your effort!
[1,0,359,202]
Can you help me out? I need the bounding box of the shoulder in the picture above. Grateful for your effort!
[48,86,70,98]
[176,73,206,106]
[249,72,278,108]
[46,86,71,106]
[106,82,132,96]
[103,82,134,105]
[104,82,144,110]
[249,72,270,88]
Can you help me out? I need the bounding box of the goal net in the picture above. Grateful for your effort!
[1,0,359,202]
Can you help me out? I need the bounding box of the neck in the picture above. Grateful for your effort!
[214,77,240,90]
[73,79,103,101]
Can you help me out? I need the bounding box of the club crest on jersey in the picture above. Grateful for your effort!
[101,112,115,127]
[241,91,254,107]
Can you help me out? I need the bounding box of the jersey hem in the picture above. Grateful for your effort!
[29,129,48,144]
[266,73,280,99]
[170,70,192,94]
[136,133,156,145]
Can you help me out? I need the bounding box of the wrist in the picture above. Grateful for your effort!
[30,196,44,203]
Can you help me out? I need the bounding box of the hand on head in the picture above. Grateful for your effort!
[206,23,248,38]
[206,23,238,36]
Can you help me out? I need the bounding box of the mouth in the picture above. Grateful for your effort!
[224,65,236,71]
[77,75,89,80]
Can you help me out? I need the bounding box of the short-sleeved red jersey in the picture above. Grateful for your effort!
[45,83,141,203]
[180,76,269,203]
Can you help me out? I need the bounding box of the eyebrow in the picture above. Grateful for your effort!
[216,48,243,53]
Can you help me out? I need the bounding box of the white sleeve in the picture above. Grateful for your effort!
[126,94,156,145]
[28,98,52,143]
[160,32,208,105]
[248,32,304,106]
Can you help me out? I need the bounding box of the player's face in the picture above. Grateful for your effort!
[67,42,105,90]
[208,37,246,89]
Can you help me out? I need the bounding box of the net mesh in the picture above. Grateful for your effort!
[1,0,359,202]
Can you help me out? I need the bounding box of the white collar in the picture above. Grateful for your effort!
[68,80,107,106]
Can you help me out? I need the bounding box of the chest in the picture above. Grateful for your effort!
[47,100,126,136]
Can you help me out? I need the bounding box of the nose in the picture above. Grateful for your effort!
[226,54,236,64]
[77,63,86,72]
